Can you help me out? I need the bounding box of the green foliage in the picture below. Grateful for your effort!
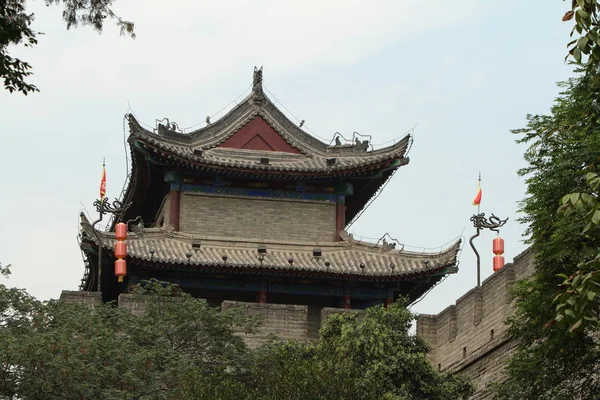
[494,69,600,399]
[563,0,600,68]
[0,263,10,278]
[0,0,134,95]
[244,302,473,400]
[0,275,472,399]
[0,278,258,399]
[551,172,600,333]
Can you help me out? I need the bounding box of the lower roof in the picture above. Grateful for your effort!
[80,214,460,281]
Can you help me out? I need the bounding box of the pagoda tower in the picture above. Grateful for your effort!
[78,68,460,311]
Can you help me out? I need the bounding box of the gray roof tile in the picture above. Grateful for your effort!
[81,215,460,278]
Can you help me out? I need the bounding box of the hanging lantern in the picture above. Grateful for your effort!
[493,237,504,255]
[115,259,127,282]
[115,223,127,241]
[114,223,127,282]
[493,235,505,272]
[493,255,505,272]
[114,241,127,259]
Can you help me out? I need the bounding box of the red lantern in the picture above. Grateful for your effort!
[493,255,505,271]
[114,241,127,259]
[493,237,504,255]
[115,223,127,241]
[115,259,127,282]
[115,223,128,282]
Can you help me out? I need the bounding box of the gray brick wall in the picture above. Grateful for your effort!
[179,193,336,242]
[59,291,102,307]
[416,248,534,399]
[221,301,309,348]
[60,290,376,352]
[118,293,147,316]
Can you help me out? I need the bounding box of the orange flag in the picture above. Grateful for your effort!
[472,182,482,206]
[100,161,106,200]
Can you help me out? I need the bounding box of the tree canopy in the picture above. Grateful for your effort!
[493,69,600,399]
[0,267,472,399]
[1,0,133,95]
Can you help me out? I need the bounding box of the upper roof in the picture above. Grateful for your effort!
[80,214,460,281]
[127,68,411,177]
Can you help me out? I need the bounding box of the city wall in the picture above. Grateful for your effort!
[59,291,364,348]
[60,250,535,399]
[416,249,535,399]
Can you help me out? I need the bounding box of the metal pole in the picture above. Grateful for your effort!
[469,213,508,288]
[469,228,481,287]
[91,205,105,293]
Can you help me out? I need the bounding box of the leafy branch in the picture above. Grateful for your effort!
[563,0,600,67]
[1,0,134,95]
[550,172,600,332]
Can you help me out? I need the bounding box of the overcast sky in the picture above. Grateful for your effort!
[0,1,574,315]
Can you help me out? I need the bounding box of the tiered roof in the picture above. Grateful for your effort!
[79,69,461,299]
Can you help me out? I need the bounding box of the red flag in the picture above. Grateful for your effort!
[472,183,482,206]
[100,162,106,200]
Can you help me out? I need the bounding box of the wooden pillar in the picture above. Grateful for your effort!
[258,282,268,304]
[384,289,394,308]
[169,186,181,231]
[343,287,351,309]
[335,195,346,241]
[343,296,352,309]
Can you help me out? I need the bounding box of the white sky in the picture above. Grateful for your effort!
[0,1,574,315]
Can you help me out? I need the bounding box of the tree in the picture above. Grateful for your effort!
[0,277,259,399]
[243,302,473,400]
[526,0,600,335]
[493,69,600,399]
[0,268,472,399]
[1,0,134,95]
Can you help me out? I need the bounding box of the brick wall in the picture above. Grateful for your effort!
[221,301,309,348]
[59,291,102,307]
[118,293,147,316]
[62,291,362,349]
[179,193,336,242]
[416,249,534,399]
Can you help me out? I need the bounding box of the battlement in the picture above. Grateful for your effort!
[416,248,534,398]
[59,290,365,348]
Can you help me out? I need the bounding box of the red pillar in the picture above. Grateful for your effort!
[335,195,346,241]
[169,189,181,231]
[258,290,267,303]
[384,289,394,308]
[258,282,268,303]
[343,296,352,309]
[343,287,352,309]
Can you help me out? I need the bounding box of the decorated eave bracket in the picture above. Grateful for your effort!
[469,213,508,287]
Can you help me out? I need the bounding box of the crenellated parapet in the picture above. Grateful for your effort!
[416,249,534,398]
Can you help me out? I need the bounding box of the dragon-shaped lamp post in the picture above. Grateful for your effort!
[91,198,131,293]
[469,213,508,287]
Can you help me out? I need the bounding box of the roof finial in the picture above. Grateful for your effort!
[253,66,263,90]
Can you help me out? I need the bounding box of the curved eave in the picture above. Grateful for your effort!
[129,134,409,177]
[126,89,411,163]
[80,214,461,281]
[127,89,331,155]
